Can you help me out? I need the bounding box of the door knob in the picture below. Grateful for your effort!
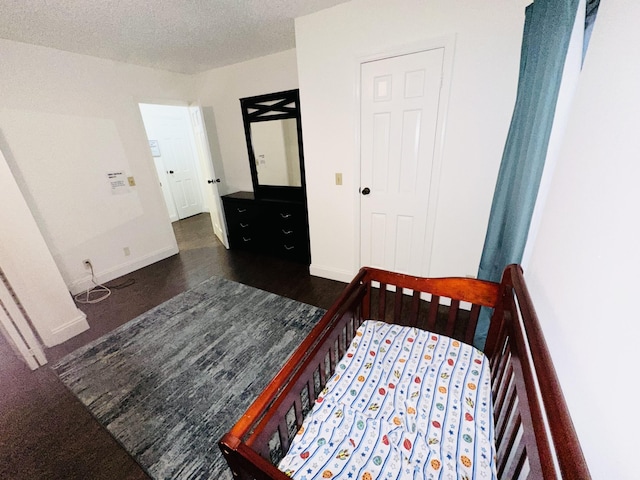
[207,178,221,184]
[361,187,371,195]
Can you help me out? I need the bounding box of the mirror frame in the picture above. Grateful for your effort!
[240,89,306,201]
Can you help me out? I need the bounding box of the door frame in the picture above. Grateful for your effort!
[136,99,229,248]
[138,102,207,221]
[353,35,456,277]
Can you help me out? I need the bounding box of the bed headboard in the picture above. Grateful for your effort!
[219,264,591,479]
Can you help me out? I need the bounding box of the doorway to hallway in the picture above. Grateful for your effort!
[138,103,228,248]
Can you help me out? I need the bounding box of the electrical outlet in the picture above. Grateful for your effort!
[123,247,130,256]
[83,259,92,268]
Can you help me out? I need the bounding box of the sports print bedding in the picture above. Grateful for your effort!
[277,320,496,480]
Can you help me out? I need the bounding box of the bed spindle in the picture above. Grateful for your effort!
[331,338,338,367]
[377,282,387,320]
[277,417,290,456]
[426,294,439,331]
[464,303,480,344]
[491,346,512,400]
[495,376,517,445]
[445,298,459,336]
[493,363,514,420]
[499,425,526,479]
[393,287,403,323]
[409,290,421,327]
[292,396,303,431]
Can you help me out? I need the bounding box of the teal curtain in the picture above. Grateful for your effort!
[474,0,580,349]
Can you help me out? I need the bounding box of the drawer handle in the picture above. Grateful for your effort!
[284,245,295,250]
[280,213,292,219]
[237,208,247,213]
[282,229,293,235]
[240,223,249,228]
[242,237,252,242]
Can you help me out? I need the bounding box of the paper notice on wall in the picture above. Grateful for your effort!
[149,140,161,157]
[107,171,130,195]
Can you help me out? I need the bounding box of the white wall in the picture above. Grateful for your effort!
[525,1,639,477]
[0,39,194,294]
[0,40,297,347]
[192,49,299,196]
[295,0,528,281]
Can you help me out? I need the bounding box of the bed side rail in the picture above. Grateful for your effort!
[484,264,590,479]
[220,269,370,479]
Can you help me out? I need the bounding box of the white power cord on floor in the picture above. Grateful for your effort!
[74,261,111,304]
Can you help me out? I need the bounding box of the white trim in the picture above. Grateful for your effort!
[0,306,43,369]
[134,97,192,107]
[47,311,89,346]
[423,35,456,277]
[353,35,456,276]
[68,245,178,295]
[0,274,47,366]
[309,264,355,283]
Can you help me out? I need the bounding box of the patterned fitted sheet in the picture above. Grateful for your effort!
[278,320,496,480]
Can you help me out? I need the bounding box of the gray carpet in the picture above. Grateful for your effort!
[52,276,326,480]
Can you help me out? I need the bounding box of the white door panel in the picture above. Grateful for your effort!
[139,104,204,220]
[164,129,203,219]
[189,105,229,248]
[360,48,444,275]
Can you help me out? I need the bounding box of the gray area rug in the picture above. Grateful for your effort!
[53,277,326,479]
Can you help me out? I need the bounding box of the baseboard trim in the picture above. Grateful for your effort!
[309,264,354,283]
[69,246,179,295]
[46,310,89,347]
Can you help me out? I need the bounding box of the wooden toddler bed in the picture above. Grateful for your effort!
[220,265,590,479]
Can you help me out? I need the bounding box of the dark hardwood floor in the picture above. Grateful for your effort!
[0,213,346,480]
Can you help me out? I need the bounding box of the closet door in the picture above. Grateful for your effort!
[360,48,444,275]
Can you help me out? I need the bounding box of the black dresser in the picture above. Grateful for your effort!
[222,191,311,264]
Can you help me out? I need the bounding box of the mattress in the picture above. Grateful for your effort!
[278,320,496,479]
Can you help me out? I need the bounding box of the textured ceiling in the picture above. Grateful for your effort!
[0,0,350,74]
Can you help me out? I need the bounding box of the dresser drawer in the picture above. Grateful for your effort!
[222,195,263,250]
[222,192,310,264]
[271,237,308,262]
[264,202,309,263]
[224,201,260,223]
[227,218,261,249]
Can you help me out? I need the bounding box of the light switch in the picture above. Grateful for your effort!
[335,173,343,185]
[127,176,136,186]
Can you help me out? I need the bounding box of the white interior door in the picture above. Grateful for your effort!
[162,131,203,220]
[139,104,204,220]
[360,48,444,276]
[189,105,229,248]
